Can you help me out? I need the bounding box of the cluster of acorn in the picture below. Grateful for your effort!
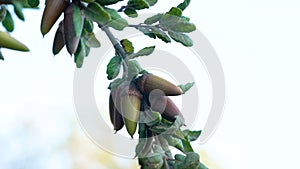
[109,73,185,138]
[41,0,84,55]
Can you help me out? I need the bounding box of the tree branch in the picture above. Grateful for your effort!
[99,25,128,78]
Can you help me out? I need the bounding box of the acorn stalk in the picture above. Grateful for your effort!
[41,0,70,35]
[150,96,184,122]
[137,74,183,96]
[64,4,84,54]
[121,85,142,138]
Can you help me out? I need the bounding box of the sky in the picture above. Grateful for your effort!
[1,0,300,168]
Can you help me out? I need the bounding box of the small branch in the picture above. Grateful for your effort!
[127,24,162,30]
[99,25,128,77]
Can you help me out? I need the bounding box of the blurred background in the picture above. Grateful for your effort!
[1,0,300,168]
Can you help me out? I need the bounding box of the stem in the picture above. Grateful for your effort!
[99,25,128,78]
[154,135,170,169]
[127,24,162,30]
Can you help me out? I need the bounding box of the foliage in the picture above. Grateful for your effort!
[0,0,209,168]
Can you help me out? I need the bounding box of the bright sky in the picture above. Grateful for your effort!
[1,0,300,168]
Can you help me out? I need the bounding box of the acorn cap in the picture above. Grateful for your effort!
[137,74,183,96]
[150,96,184,122]
[41,0,70,35]
[121,84,142,138]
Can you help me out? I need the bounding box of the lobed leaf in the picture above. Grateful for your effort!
[120,39,134,53]
[168,31,193,47]
[144,13,163,25]
[124,7,138,18]
[106,55,122,80]
[178,82,195,93]
[104,7,128,30]
[170,22,196,33]
[129,46,155,59]
[84,2,111,25]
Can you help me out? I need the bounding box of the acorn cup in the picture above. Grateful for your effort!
[109,93,124,132]
[52,21,65,55]
[150,96,184,122]
[64,3,84,54]
[41,0,70,36]
[0,31,29,51]
[120,84,142,138]
[137,74,183,96]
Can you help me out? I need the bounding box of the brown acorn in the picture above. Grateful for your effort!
[109,93,124,132]
[41,0,70,36]
[137,74,183,96]
[120,84,142,138]
[52,21,65,55]
[64,4,84,54]
[150,96,184,122]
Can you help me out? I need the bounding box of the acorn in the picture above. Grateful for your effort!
[64,4,84,54]
[137,74,183,96]
[41,0,70,36]
[109,93,124,132]
[121,84,142,138]
[0,31,29,51]
[150,96,184,122]
[52,21,65,55]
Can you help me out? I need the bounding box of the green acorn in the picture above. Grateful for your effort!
[52,21,65,55]
[64,4,84,54]
[0,31,29,51]
[150,96,184,122]
[109,92,124,132]
[137,74,183,96]
[41,0,70,36]
[121,84,142,138]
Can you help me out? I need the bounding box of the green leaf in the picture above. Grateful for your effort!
[168,31,193,47]
[2,11,14,32]
[72,5,83,37]
[106,55,122,80]
[183,129,201,142]
[138,27,156,39]
[178,82,195,93]
[84,18,94,33]
[175,154,185,161]
[104,7,128,30]
[181,139,194,153]
[127,60,142,80]
[160,7,182,28]
[120,39,134,53]
[0,50,4,61]
[84,33,101,48]
[152,27,171,43]
[144,111,162,126]
[129,46,155,59]
[145,0,157,6]
[13,1,24,21]
[144,13,163,25]
[74,40,87,68]
[177,0,191,11]
[128,0,150,10]
[27,0,39,8]
[96,0,122,5]
[124,8,138,18]
[84,2,111,25]
[108,78,124,90]
[171,22,196,33]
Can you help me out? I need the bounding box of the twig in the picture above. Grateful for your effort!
[99,25,128,77]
